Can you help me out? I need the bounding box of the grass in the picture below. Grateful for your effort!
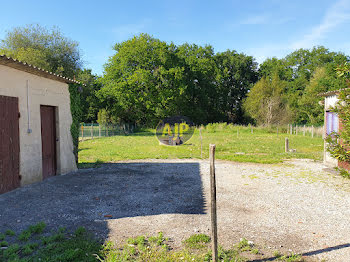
[0,223,102,262]
[5,230,15,236]
[183,233,211,249]
[99,233,304,262]
[78,124,323,167]
[336,167,350,179]
[0,224,306,262]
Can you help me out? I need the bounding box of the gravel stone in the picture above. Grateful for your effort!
[0,159,349,261]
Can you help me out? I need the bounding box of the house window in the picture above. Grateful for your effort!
[326,112,339,135]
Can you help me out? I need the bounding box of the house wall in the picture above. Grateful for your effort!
[0,64,77,186]
[324,95,339,167]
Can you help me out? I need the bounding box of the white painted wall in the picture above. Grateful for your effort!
[0,64,77,186]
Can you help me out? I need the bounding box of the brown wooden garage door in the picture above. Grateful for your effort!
[40,106,57,179]
[0,95,20,194]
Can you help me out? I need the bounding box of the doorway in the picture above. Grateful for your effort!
[40,105,57,179]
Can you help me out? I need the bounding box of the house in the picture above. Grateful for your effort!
[0,55,79,194]
[321,89,350,170]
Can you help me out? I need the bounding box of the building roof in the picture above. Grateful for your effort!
[319,88,350,97]
[0,55,81,84]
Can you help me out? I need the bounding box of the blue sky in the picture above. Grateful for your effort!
[1,0,350,75]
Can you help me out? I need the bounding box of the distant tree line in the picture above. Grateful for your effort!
[1,24,349,127]
[98,34,258,126]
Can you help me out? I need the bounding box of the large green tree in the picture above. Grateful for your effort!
[0,24,82,78]
[99,34,186,125]
[243,74,291,126]
[215,50,258,123]
[258,46,349,124]
[99,34,259,126]
[176,43,220,123]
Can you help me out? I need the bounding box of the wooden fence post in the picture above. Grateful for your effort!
[285,138,289,153]
[251,125,253,134]
[200,128,203,159]
[290,125,293,135]
[209,144,218,262]
[81,124,84,141]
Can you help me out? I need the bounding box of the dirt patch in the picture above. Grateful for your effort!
[1,159,349,261]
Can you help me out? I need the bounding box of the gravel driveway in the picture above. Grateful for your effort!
[1,159,350,261]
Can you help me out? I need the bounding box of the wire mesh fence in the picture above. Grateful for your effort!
[79,122,324,140]
[286,124,324,138]
[202,123,324,137]
[79,123,136,139]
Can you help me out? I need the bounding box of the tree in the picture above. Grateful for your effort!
[0,24,82,78]
[258,46,349,124]
[97,109,112,126]
[76,69,103,122]
[243,74,291,126]
[214,50,258,123]
[298,66,347,124]
[285,46,348,81]
[176,43,220,124]
[99,34,186,126]
[259,57,292,81]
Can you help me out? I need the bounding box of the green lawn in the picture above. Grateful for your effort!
[0,223,304,262]
[79,125,324,167]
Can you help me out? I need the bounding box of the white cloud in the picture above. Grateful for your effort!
[291,0,350,49]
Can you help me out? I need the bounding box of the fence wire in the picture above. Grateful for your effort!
[79,123,136,139]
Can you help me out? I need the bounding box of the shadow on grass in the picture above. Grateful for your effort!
[130,130,156,137]
[78,160,104,169]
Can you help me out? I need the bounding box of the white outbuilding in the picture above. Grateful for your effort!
[0,55,79,194]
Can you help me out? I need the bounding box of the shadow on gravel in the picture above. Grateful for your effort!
[0,162,204,240]
[250,243,350,261]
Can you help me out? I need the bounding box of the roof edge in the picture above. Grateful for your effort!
[0,54,82,85]
[319,88,350,97]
